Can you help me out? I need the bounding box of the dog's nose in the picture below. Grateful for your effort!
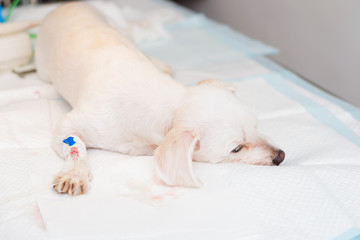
[272,150,285,165]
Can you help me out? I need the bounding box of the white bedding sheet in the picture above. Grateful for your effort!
[1,0,360,240]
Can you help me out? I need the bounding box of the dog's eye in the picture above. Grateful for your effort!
[231,145,243,153]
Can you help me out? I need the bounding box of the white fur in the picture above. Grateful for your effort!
[35,3,284,195]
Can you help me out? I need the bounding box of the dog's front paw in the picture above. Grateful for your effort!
[53,162,91,196]
[53,172,91,195]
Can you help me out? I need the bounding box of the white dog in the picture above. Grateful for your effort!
[35,2,285,196]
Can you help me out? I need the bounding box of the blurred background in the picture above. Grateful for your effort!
[175,0,360,107]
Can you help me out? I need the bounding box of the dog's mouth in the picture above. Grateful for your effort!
[251,162,274,166]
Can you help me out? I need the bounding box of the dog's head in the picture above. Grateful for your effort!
[155,79,285,187]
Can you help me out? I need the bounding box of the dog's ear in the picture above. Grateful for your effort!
[155,129,202,188]
[197,79,236,94]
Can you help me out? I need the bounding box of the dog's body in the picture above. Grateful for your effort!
[36,3,285,195]
[36,3,184,156]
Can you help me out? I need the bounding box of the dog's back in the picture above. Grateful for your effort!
[36,2,180,107]
[36,2,186,154]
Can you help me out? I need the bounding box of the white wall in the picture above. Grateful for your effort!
[177,0,360,107]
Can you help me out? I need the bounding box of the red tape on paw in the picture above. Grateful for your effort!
[70,147,79,159]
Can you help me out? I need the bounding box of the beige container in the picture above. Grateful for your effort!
[0,21,40,72]
[0,32,32,72]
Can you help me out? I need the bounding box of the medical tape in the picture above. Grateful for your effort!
[62,136,86,159]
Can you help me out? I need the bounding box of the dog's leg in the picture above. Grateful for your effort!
[149,57,173,76]
[52,112,91,195]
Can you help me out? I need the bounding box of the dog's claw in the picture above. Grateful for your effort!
[53,171,90,195]
[88,172,93,181]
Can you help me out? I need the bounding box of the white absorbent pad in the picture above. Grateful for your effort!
[172,55,271,86]
[1,75,360,239]
[140,14,277,69]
